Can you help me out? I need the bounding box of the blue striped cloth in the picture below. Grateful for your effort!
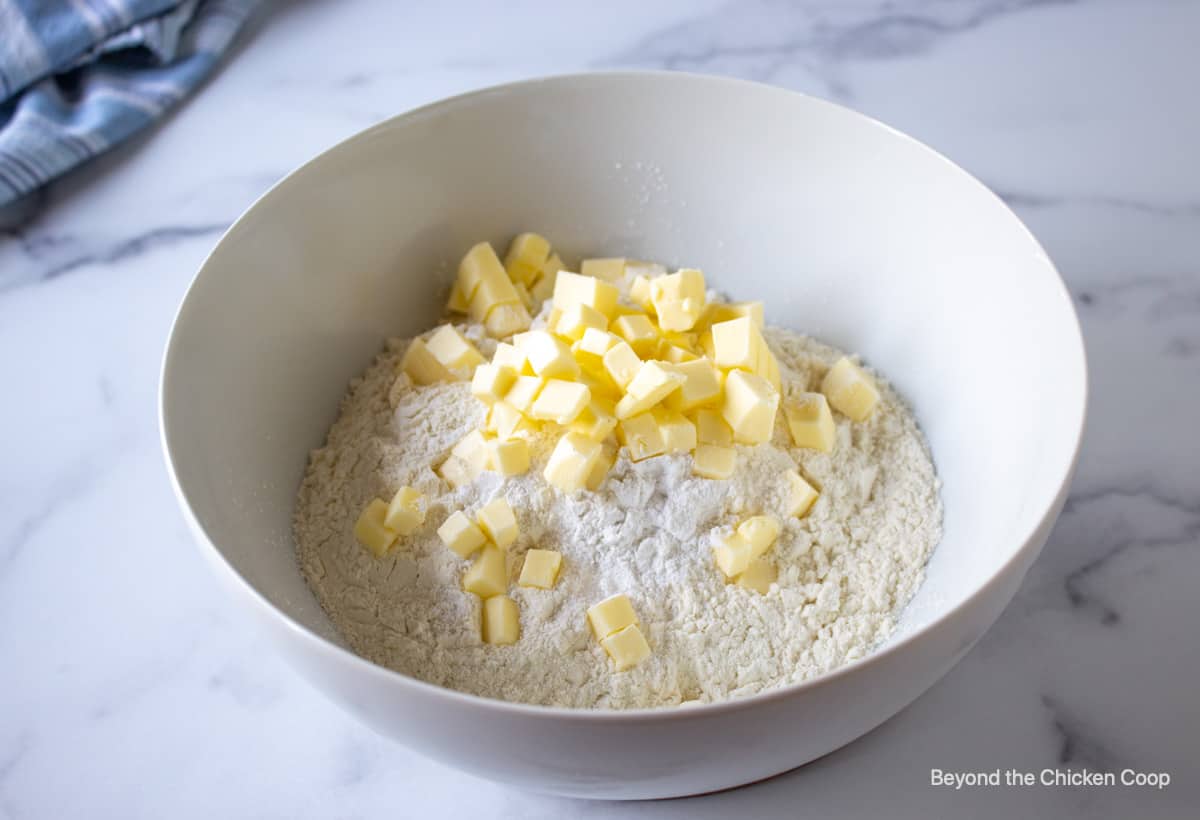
[0,0,260,206]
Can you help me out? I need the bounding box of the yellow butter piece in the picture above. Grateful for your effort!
[446,279,469,314]
[513,280,534,311]
[553,271,619,317]
[713,532,753,578]
[735,558,777,593]
[704,301,764,328]
[529,379,591,424]
[601,340,642,390]
[425,324,484,371]
[757,338,782,392]
[656,409,697,453]
[530,256,562,303]
[477,497,519,549]
[468,268,519,324]
[514,330,580,379]
[504,233,551,285]
[585,443,617,490]
[518,549,563,589]
[503,375,544,414]
[458,241,509,300]
[737,515,781,557]
[785,470,820,518]
[601,623,652,671]
[486,400,538,439]
[610,313,660,356]
[692,444,736,479]
[615,361,685,419]
[569,396,618,441]
[492,342,532,374]
[471,363,517,405]
[660,344,696,364]
[554,302,608,342]
[618,411,666,461]
[437,510,487,558]
[572,329,618,383]
[663,358,722,412]
[437,455,476,489]
[581,257,626,282]
[484,302,532,339]
[710,317,762,371]
[384,486,425,536]
[451,429,491,475]
[400,338,453,385]
[354,498,397,557]
[821,357,880,422]
[650,268,707,331]
[544,431,603,492]
[785,392,837,452]
[463,544,507,598]
[629,275,655,314]
[587,593,639,639]
[721,370,780,445]
[692,407,733,446]
[486,437,530,476]
[483,595,520,645]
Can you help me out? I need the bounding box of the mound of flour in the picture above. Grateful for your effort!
[293,326,942,709]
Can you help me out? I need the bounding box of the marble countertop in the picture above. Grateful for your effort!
[2,1,1197,817]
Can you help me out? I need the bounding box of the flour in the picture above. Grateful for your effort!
[293,325,942,709]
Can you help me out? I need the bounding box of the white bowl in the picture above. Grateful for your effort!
[160,72,1086,799]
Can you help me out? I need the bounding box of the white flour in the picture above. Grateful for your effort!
[293,325,942,709]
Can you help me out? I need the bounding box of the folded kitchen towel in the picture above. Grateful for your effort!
[0,0,260,206]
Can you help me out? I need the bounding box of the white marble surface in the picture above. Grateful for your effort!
[2,0,1198,816]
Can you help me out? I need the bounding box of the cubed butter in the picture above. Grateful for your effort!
[735,558,777,593]
[354,498,397,557]
[704,301,763,328]
[471,363,517,405]
[601,340,642,390]
[554,302,608,342]
[629,275,655,313]
[660,343,697,364]
[518,549,563,589]
[663,358,722,412]
[468,268,520,323]
[437,455,476,489]
[721,370,779,445]
[437,510,486,558]
[504,233,551,284]
[737,515,781,557]
[600,624,652,671]
[457,241,509,300]
[785,392,837,452]
[785,470,820,518]
[477,497,519,549]
[492,342,532,374]
[446,280,469,314]
[569,397,618,441]
[692,408,733,446]
[585,443,617,491]
[400,338,453,385]
[692,444,736,479]
[656,409,697,453]
[615,361,685,418]
[543,432,603,492]
[651,268,707,331]
[618,411,666,461]
[581,257,626,281]
[503,375,544,414]
[530,379,591,424]
[710,317,762,371]
[463,544,507,598]
[425,324,484,370]
[487,400,538,440]
[821,357,880,422]
[513,280,534,311]
[483,595,520,645]
[514,330,580,379]
[610,313,660,356]
[484,302,532,338]
[384,486,425,535]
[451,430,491,476]
[713,532,753,578]
[553,271,619,317]
[587,593,639,639]
[486,437,530,476]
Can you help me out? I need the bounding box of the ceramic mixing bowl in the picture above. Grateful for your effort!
[160,72,1086,799]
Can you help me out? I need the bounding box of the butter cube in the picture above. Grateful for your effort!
[618,411,666,461]
[503,375,544,414]
[425,324,484,370]
[384,486,425,535]
[721,370,779,445]
[451,429,491,475]
[513,280,534,311]
[458,241,509,300]
[737,515,781,557]
[785,470,820,518]
[437,510,486,558]
[354,498,397,557]
[463,544,507,598]
[757,339,782,392]
[663,358,722,412]
[484,302,532,338]
[486,437,530,476]
[477,497,519,549]
[692,408,733,446]
[514,330,580,379]
[602,340,642,390]
[692,444,736,479]
[577,327,617,357]
[629,275,655,313]
[821,357,880,422]
[735,558,777,593]
[544,432,603,492]
[581,257,626,282]
[651,268,707,331]
[468,268,520,324]
[437,455,476,489]
[486,400,538,440]
[587,593,639,639]
[530,379,590,424]
[483,595,520,645]
[518,549,563,589]
[704,301,764,328]
[611,313,660,356]
[713,532,753,578]
[471,363,517,405]
[585,443,617,490]
[660,343,697,364]
[657,409,697,453]
[554,303,608,342]
[785,392,837,452]
[530,257,562,303]
[446,280,469,314]
[400,338,453,385]
[601,624,652,671]
[553,271,619,317]
[569,397,618,440]
[504,233,551,285]
[710,317,762,371]
[492,342,532,374]
[615,361,685,419]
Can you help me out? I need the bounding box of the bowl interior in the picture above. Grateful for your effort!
[162,74,1084,676]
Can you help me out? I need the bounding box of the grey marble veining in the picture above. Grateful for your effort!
[1,0,1197,817]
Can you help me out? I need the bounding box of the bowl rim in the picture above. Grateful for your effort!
[159,69,1088,722]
